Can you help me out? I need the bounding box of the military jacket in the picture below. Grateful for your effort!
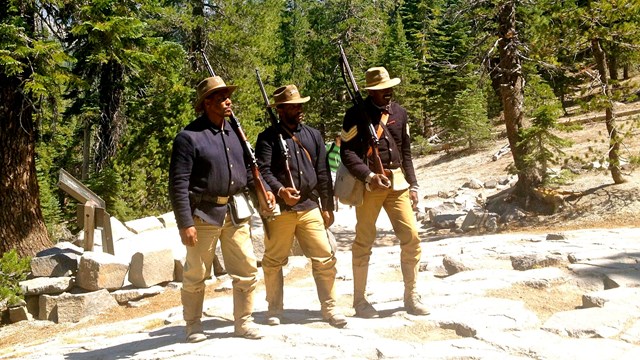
[169,115,266,228]
[340,97,418,187]
[256,123,334,212]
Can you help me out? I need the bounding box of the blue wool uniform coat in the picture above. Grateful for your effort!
[256,123,334,212]
[340,97,418,188]
[169,115,268,228]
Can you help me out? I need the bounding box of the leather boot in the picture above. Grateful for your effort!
[263,267,284,325]
[181,289,207,343]
[315,270,347,328]
[352,264,378,318]
[233,288,263,339]
[401,262,430,316]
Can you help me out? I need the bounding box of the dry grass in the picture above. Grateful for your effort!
[485,283,584,322]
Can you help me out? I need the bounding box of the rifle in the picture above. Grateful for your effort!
[199,50,274,215]
[337,43,388,181]
[255,69,297,191]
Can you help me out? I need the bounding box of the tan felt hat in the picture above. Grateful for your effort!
[195,76,237,112]
[270,84,310,107]
[364,67,401,90]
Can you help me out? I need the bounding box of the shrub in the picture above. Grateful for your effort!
[0,250,31,307]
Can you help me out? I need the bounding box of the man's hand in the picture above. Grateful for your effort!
[180,226,197,247]
[369,173,390,191]
[321,210,334,228]
[265,191,276,209]
[278,187,301,206]
[409,190,419,211]
[259,191,278,216]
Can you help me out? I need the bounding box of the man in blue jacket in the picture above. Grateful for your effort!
[256,85,347,328]
[169,76,275,342]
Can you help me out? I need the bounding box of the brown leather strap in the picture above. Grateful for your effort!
[366,113,387,157]
[280,125,313,163]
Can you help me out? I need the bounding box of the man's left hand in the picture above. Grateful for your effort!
[260,191,277,216]
[410,190,419,211]
[266,191,276,207]
[321,210,334,228]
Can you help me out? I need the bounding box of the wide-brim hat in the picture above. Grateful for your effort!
[364,67,401,90]
[269,84,310,107]
[195,76,237,112]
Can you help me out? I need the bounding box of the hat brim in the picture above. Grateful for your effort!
[364,78,401,90]
[269,96,310,107]
[195,85,238,112]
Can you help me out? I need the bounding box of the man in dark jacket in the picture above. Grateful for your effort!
[169,76,275,342]
[340,67,429,318]
[256,85,347,328]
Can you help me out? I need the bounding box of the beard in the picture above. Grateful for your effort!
[283,113,303,126]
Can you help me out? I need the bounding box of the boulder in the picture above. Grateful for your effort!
[39,289,118,323]
[20,277,74,296]
[128,249,175,288]
[76,252,129,291]
[31,242,83,277]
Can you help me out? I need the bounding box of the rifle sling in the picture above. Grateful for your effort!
[279,125,313,164]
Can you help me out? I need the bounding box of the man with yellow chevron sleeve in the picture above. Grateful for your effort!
[340,67,429,318]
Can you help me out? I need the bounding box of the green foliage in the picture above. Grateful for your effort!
[545,168,577,187]
[109,41,192,220]
[381,7,427,136]
[520,74,573,183]
[448,79,492,149]
[0,250,31,307]
[302,0,394,136]
[421,0,490,143]
[411,135,434,156]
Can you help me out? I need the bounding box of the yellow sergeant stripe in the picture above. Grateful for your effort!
[341,126,358,142]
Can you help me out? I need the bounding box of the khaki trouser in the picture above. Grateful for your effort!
[352,188,421,295]
[182,214,258,326]
[262,208,338,318]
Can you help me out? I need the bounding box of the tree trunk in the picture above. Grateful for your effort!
[0,4,52,257]
[623,64,630,80]
[95,60,125,173]
[591,38,625,184]
[607,51,618,81]
[497,1,541,200]
[82,119,91,180]
[189,0,205,71]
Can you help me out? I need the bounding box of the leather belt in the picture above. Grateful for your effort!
[368,165,399,172]
[189,191,229,205]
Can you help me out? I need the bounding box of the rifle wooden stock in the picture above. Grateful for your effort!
[368,124,386,175]
[227,112,273,213]
[338,43,387,177]
[255,69,297,191]
[200,51,273,213]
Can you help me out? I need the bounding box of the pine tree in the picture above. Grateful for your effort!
[557,0,640,184]
[380,7,427,137]
[0,0,69,256]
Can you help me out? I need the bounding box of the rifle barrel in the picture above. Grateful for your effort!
[200,50,216,77]
[337,43,387,179]
[338,43,360,94]
[254,69,297,191]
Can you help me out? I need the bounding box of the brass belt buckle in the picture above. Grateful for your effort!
[217,196,229,205]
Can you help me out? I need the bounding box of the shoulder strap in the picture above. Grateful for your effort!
[280,125,313,163]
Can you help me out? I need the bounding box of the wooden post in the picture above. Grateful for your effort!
[83,201,96,252]
[59,169,113,254]
[95,208,115,255]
